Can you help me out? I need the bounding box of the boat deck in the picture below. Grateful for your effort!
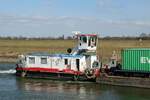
[96,73,150,88]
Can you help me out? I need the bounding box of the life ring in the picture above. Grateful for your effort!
[84,68,96,79]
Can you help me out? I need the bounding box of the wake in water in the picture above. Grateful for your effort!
[0,69,16,74]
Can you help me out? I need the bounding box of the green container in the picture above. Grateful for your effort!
[122,48,150,72]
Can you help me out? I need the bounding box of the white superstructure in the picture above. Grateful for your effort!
[16,33,100,81]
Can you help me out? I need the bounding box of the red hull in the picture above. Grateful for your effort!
[15,67,99,82]
[16,67,83,75]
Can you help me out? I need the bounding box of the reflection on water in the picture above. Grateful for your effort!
[17,79,103,100]
[16,78,150,100]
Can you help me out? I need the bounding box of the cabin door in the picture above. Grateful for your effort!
[76,59,80,71]
[86,56,91,68]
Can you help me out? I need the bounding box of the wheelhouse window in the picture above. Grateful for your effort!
[88,36,97,46]
[80,36,87,43]
[41,58,47,64]
[29,57,35,64]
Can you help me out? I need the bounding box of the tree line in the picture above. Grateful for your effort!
[0,33,149,40]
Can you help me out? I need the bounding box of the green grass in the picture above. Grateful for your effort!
[0,39,76,57]
[0,39,149,63]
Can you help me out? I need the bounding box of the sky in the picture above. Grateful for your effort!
[0,0,150,37]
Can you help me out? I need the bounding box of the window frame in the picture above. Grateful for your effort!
[29,57,35,64]
[41,57,47,64]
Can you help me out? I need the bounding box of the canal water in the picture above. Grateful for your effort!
[0,63,150,100]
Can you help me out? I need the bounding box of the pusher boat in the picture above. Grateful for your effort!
[16,33,100,81]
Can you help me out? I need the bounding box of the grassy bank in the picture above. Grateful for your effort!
[0,39,149,63]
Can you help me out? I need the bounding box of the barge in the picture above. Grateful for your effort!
[98,48,150,88]
[97,74,150,88]
[16,33,100,81]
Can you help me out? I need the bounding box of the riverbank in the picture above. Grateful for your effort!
[0,57,17,63]
[0,39,149,63]
[97,73,150,88]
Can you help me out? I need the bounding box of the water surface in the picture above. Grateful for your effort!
[0,63,150,100]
